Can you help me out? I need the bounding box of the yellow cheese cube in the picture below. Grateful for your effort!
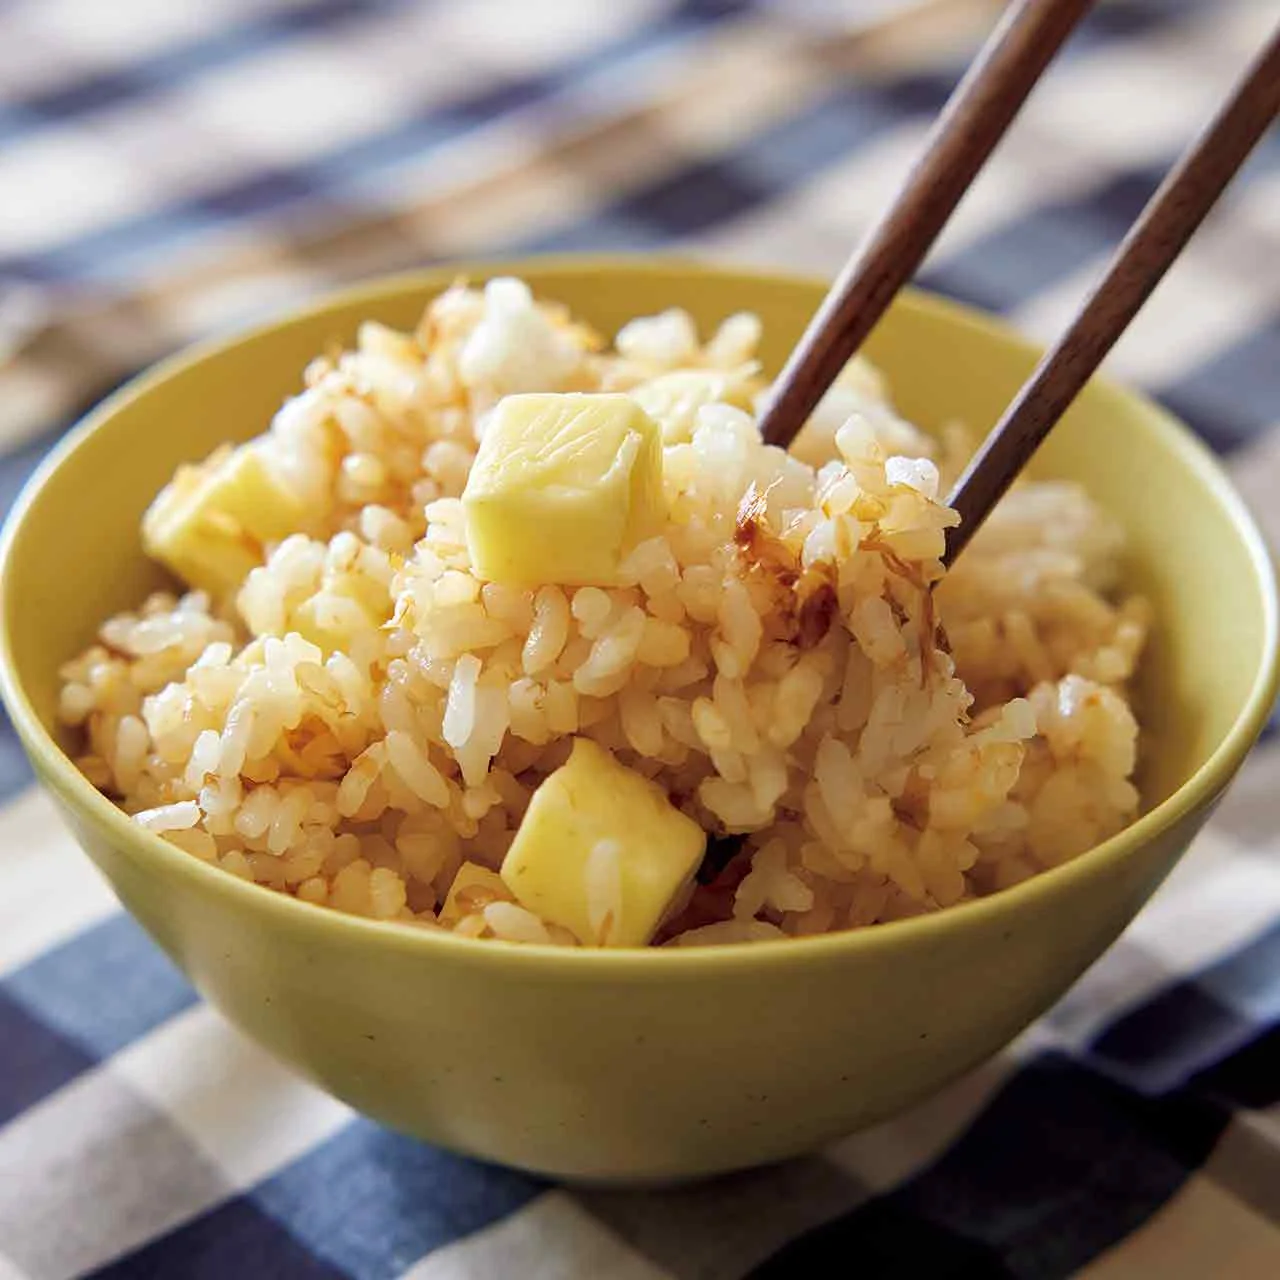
[439,861,511,925]
[143,442,308,598]
[500,737,705,947]
[462,393,665,586]
[629,369,758,444]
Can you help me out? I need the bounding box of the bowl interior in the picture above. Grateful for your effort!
[3,259,1274,832]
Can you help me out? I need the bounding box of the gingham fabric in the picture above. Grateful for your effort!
[1,1,1278,1276]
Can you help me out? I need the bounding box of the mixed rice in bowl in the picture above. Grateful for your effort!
[58,277,1150,949]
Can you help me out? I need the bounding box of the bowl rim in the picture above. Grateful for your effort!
[1,254,1276,976]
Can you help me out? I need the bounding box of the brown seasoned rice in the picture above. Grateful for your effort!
[59,277,1147,946]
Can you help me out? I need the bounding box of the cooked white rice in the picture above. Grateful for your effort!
[59,277,1147,945]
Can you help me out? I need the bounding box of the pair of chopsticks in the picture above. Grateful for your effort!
[757,0,1280,567]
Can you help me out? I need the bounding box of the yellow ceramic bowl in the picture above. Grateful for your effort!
[1,260,1276,1182]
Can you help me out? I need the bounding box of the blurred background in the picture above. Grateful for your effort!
[1,0,1275,466]
[0,2,1278,1277]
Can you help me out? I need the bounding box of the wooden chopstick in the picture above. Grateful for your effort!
[942,22,1280,566]
[757,0,1095,449]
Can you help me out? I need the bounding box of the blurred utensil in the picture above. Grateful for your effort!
[943,20,1280,564]
[758,0,1280,568]
[758,0,1095,447]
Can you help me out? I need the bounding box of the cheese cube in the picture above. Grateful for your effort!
[143,442,308,598]
[500,737,705,947]
[462,393,665,586]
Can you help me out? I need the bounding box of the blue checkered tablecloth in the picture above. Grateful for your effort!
[1,1,1278,1276]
